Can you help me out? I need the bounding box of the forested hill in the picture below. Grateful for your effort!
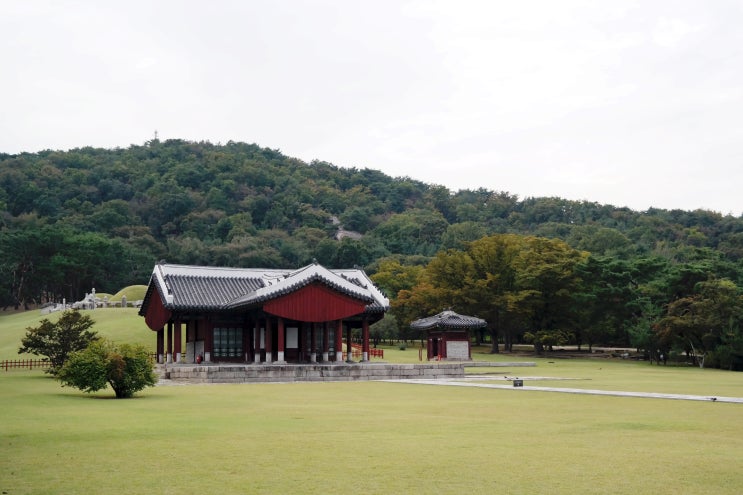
[1,138,742,306]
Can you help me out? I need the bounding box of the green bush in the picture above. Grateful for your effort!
[58,339,157,398]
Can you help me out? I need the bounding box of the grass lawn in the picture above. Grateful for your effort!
[464,355,743,397]
[0,308,154,359]
[3,315,743,493]
[2,368,743,495]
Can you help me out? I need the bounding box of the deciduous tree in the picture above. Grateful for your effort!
[58,339,157,398]
[18,310,98,375]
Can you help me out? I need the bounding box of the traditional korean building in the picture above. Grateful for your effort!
[139,261,389,364]
[411,310,486,361]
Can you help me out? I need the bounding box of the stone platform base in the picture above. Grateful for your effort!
[161,361,537,384]
[163,362,468,383]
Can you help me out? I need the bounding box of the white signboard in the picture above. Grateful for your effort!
[446,340,469,360]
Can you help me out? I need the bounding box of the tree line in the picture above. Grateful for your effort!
[372,235,743,370]
[2,139,743,368]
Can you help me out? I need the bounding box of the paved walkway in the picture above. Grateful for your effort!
[385,377,743,404]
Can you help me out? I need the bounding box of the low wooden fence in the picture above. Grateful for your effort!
[1,359,51,371]
[3,355,157,371]
[348,343,384,359]
[342,349,362,360]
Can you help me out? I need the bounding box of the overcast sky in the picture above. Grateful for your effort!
[2,1,742,214]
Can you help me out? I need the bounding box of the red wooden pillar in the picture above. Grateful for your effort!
[322,322,330,362]
[174,319,182,363]
[166,322,173,364]
[265,317,273,363]
[254,321,261,363]
[277,317,286,363]
[156,328,164,364]
[335,320,343,362]
[362,317,370,362]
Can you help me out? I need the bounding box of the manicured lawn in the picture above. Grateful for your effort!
[465,356,743,397]
[3,316,743,493]
[0,308,154,359]
[2,369,743,494]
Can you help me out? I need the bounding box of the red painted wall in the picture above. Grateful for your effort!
[144,289,172,331]
[264,282,366,322]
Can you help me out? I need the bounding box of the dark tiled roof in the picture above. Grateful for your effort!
[225,263,376,309]
[410,310,487,330]
[168,275,265,310]
[140,262,389,314]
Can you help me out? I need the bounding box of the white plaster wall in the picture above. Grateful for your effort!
[446,340,469,360]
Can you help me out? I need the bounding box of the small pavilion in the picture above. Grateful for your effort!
[411,310,487,361]
[139,261,389,364]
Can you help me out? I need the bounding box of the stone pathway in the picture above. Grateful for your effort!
[385,377,743,404]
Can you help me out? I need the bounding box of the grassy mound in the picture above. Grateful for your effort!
[112,285,148,302]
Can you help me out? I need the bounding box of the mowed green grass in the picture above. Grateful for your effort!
[2,369,743,495]
[464,356,743,397]
[3,313,743,493]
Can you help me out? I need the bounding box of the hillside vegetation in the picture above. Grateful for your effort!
[2,139,743,368]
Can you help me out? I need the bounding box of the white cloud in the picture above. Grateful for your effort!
[653,17,704,48]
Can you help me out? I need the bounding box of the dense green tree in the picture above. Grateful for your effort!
[58,339,157,398]
[18,310,98,375]
[466,235,525,352]
[371,209,449,256]
[657,278,743,368]
[333,238,371,268]
[339,206,375,233]
[370,258,426,300]
[513,237,587,354]
[627,297,665,362]
[574,256,636,350]
[369,314,399,346]
[440,222,487,250]
[567,226,635,258]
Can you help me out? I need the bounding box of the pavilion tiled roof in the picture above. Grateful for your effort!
[140,262,389,314]
[225,263,376,309]
[410,310,487,330]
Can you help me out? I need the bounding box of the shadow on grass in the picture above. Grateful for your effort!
[53,387,164,400]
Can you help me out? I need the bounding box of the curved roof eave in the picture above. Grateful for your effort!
[410,310,487,330]
[225,264,379,310]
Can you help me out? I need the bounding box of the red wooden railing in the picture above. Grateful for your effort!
[348,343,384,359]
[1,359,51,371]
[342,349,363,360]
